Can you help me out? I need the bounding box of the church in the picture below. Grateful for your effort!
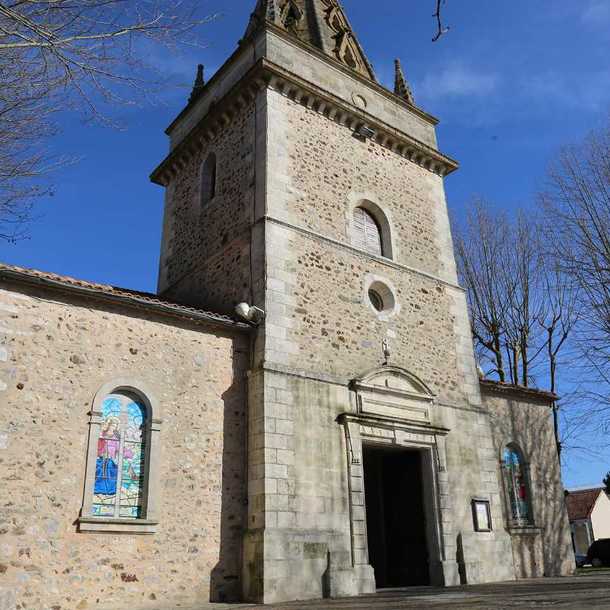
[0,1,575,609]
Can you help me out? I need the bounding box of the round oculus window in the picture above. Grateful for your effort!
[366,280,397,316]
[368,288,384,312]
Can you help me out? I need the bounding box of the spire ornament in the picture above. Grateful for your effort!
[243,0,281,39]
[394,59,415,106]
[188,64,205,104]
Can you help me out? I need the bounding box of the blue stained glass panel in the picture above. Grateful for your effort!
[92,395,147,519]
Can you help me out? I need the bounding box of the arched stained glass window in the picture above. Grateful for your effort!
[502,445,532,525]
[352,207,383,256]
[201,153,217,206]
[92,394,147,519]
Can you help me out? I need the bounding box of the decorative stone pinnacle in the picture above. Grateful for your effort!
[189,64,205,104]
[243,0,281,40]
[394,58,415,105]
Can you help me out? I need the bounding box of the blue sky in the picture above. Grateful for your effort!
[2,0,609,486]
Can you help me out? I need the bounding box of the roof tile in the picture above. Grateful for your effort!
[0,262,247,329]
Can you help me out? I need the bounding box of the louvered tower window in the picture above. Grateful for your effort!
[353,207,383,256]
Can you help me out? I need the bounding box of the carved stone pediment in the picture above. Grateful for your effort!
[350,366,435,424]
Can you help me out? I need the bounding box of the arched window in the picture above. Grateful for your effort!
[79,380,161,534]
[502,445,532,525]
[92,393,147,519]
[201,152,216,206]
[352,207,383,256]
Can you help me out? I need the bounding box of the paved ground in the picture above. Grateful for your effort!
[169,572,610,610]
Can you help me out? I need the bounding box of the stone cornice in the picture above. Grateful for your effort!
[168,22,439,137]
[150,58,458,187]
[261,22,438,126]
[262,59,458,176]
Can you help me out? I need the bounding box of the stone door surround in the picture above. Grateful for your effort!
[339,365,460,587]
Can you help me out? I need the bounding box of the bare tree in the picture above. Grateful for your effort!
[0,0,214,240]
[454,199,581,459]
[537,262,581,459]
[541,118,610,374]
[502,213,548,387]
[453,200,512,381]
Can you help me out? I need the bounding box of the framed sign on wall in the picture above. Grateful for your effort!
[472,498,492,532]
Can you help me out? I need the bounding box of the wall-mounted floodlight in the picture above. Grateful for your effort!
[356,125,376,139]
[235,302,266,325]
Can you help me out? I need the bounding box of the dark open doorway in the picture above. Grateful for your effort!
[363,444,430,588]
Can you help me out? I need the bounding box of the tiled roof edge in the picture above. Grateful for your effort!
[0,263,251,333]
[479,379,557,402]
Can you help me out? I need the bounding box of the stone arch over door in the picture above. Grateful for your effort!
[338,366,460,587]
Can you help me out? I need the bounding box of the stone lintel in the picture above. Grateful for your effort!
[338,412,450,438]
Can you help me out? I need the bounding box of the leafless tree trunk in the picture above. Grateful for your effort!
[0,0,215,240]
[538,262,581,460]
[539,118,610,454]
[502,213,547,387]
[453,200,512,381]
[454,199,581,460]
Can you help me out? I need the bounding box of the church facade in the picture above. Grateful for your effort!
[0,2,574,609]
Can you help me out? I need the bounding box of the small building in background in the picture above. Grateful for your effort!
[566,488,610,555]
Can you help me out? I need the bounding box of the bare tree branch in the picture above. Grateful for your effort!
[453,199,583,461]
[432,0,450,42]
[0,0,216,240]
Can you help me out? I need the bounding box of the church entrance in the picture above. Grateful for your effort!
[363,444,430,588]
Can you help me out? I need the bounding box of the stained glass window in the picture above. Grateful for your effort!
[502,446,531,525]
[92,394,147,520]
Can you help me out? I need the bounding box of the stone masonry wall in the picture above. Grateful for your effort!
[0,284,248,610]
[252,82,516,599]
[276,229,463,401]
[274,92,445,279]
[157,100,257,314]
[264,88,466,403]
[484,388,575,578]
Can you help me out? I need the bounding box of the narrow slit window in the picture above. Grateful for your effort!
[201,153,217,206]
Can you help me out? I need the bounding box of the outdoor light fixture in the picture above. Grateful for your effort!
[356,124,376,139]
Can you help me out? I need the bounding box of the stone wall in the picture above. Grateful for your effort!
[0,283,248,610]
[157,99,257,314]
[263,89,462,394]
[483,385,575,579]
[270,90,445,279]
[244,76,515,600]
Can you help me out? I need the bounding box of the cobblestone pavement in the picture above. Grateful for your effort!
[170,573,610,610]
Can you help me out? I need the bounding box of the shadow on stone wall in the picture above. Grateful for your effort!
[491,396,575,579]
[209,337,249,603]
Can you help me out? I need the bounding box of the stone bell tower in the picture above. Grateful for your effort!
[152,0,516,603]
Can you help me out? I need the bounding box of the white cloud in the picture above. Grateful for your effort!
[581,0,610,26]
[417,62,501,101]
[521,69,610,112]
